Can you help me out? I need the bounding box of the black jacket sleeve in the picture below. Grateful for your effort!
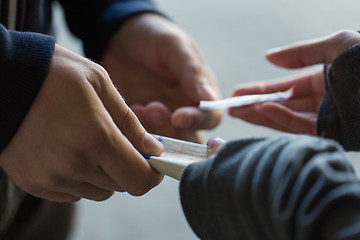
[57,0,163,61]
[180,134,360,240]
[0,25,55,153]
[317,42,360,151]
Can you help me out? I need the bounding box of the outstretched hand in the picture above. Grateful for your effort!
[229,30,360,135]
[102,13,222,143]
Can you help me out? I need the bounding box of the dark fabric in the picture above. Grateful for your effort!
[0,25,55,152]
[58,0,162,61]
[0,0,161,152]
[0,1,161,239]
[1,195,75,240]
[0,168,74,240]
[180,134,360,240]
[317,42,360,151]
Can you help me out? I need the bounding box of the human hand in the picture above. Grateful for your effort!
[101,13,222,143]
[229,30,360,134]
[0,45,164,202]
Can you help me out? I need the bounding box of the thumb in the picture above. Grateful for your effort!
[266,30,360,69]
[91,66,163,156]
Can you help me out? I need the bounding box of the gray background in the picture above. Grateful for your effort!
[51,1,360,239]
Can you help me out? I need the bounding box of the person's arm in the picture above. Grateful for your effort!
[180,134,360,239]
[57,0,163,61]
[0,24,55,152]
[58,0,222,143]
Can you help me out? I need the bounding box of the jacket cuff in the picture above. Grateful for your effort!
[84,0,163,61]
[317,42,360,151]
[0,27,55,152]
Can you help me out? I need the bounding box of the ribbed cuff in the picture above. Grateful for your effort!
[0,28,55,152]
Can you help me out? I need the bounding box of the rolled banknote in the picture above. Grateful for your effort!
[143,135,208,180]
[199,87,293,110]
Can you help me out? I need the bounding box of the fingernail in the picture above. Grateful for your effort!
[144,133,164,154]
[197,83,217,100]
[207,137,225,150]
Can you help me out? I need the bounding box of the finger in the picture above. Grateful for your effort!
[266,30,360,68]
[90,69,164,195]
[144,102,172,128]
[228,103,287,132]
[283,95,323,112]
[171,107,222,130]
[100,138,164,196]
[142,102,203,143]
[93,67,163,156]
[260,102,317,135]
[80,168,124,192]
[65,182,114,202]
[232,69,324,98]
[207,137,226,156]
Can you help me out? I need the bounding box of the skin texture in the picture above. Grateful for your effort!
[102,13,222,143]
[229,30,360,135]
[0,14,223,203]
[0,45,164,202]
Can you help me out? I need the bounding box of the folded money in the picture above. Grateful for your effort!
[143,135,208,180]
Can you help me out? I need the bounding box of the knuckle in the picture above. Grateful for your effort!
[118,107,142,133]
[87,63,112,93]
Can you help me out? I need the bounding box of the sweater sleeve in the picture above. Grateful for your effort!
[180,134,360,240]
[0,24,55,153]
[317,42,360,151]
[58,0,163,61]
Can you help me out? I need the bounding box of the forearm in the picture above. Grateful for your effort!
[0,24,55,152]
[180,134,360,240]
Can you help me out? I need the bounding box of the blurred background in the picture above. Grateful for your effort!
[51,0,360,239]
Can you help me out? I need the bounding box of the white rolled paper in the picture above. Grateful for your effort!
[199,87,294,110]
